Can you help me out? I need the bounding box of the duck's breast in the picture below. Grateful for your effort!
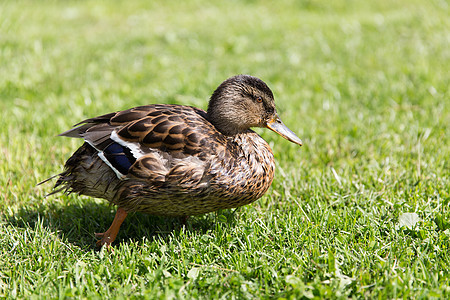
[204,131,276,208]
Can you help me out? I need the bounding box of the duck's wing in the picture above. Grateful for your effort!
[60,104,227,181]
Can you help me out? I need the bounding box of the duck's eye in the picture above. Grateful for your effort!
[256,96,263,103]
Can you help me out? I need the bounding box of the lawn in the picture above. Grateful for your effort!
[0,0,449,298]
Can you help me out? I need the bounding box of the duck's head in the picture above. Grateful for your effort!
[207,75,302,146]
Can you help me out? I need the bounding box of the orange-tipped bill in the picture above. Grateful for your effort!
[266,115,303,146]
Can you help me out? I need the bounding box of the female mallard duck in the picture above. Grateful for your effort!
[49,75,302,246]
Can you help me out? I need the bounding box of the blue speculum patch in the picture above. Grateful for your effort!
[103,143,136,174]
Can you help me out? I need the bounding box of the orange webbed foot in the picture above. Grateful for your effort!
[95,207,128,248]
[95,232,114,248]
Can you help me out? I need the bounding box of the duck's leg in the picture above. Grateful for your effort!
[95,207,128,247]
[179,216,190,225]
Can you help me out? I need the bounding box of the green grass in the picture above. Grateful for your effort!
[1,0,449,298]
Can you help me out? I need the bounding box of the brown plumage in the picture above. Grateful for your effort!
[47,75,302,246]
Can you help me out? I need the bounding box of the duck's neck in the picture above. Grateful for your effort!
[206,100,253,136]
[208,118,251,136]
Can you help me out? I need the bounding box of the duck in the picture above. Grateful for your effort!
[47,75,302,247]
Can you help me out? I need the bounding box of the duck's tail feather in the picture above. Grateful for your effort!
[39,143,121,201]
[37,173,68,197]
[37,174,59,186]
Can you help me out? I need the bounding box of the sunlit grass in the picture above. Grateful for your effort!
[1,0,449,298]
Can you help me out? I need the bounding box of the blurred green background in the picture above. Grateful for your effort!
[0,0,449,298]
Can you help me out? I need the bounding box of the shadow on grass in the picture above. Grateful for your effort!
[5,200,239,250]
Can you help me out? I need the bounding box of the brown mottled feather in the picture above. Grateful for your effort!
[56,104,275,216]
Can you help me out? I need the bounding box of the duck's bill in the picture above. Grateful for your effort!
[266,116,303,146]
